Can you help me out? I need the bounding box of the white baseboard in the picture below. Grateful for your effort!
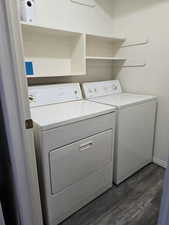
[153,157,168,169]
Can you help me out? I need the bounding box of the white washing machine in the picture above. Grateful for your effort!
[82,80,157,185]
[29,83,116,225]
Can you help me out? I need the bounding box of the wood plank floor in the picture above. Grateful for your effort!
[60,164,165,225]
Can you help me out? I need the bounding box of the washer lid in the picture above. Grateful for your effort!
[90,93,157,108]
[31,100,116,130]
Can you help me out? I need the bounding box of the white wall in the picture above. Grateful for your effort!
[35,0,114,36]
[97,0,169,167]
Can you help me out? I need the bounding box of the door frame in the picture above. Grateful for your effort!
[158,161,169,225]
[1,1,169,225]
[0,203,5,225]
[0,1,43,225]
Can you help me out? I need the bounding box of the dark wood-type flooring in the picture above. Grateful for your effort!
[60,164,165,225]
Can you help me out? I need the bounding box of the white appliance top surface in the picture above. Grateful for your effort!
[90,93,157,108]
[31,100,116,130]
[29,83,116,130]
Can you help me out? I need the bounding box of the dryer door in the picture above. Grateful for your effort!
[49,130,113,195]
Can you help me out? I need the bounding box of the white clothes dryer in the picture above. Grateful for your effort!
[29,83,116,225]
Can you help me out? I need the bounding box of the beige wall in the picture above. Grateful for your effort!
[98,0,169,166]
[35,0,114,35]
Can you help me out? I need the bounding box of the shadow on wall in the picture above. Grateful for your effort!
[96,0,168,18]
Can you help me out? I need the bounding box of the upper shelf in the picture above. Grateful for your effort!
[21,22,125,42]
[21,21,82,37]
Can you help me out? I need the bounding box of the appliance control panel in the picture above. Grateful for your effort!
[83,80,122,98]
[29,83,82,107]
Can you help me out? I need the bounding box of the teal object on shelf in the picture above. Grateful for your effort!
[25,61,34,75]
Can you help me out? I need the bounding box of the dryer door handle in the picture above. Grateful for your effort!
[79,141,93,151]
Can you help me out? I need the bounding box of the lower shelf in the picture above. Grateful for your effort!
[26,72,86,78]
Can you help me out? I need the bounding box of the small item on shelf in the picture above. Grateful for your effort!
[25,61,34,76]
[20,0,36,23]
